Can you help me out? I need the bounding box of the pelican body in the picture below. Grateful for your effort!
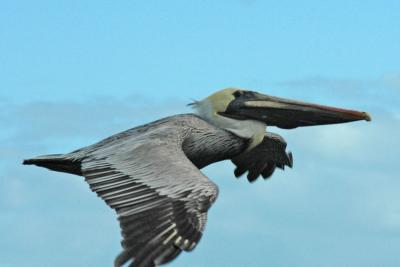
[23,88,370,267]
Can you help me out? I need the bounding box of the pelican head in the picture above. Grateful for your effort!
[191,88,371,148]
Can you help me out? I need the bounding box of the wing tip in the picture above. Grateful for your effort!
[22,159,32,165]
[286,151,293,168]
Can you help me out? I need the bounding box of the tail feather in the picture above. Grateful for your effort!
[23,154,82,176]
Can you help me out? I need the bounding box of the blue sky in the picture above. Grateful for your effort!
[1,0,399,266]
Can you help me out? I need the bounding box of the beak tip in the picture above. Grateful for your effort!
[363,112,372,122]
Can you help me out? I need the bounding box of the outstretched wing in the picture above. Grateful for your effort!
[81,136,218,267]
[231,132,293,182]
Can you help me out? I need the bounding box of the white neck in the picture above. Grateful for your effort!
[193,99,266,149]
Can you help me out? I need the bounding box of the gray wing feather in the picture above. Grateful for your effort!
[81,127,218,267]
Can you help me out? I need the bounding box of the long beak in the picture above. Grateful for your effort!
[220,92,371,129]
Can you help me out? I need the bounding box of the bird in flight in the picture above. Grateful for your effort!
[24,88,371,267]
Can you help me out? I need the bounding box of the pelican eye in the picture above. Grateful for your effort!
[233,91,242,98]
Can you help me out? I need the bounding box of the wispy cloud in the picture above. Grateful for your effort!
[277,73,400,91]
[275,73,400,112]
[382,73,400,90]
[1,96,187,139]
[2,85,400,267]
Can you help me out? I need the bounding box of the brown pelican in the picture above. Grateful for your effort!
[23,88,371,267]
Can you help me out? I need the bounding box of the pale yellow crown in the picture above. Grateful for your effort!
[205,88,241,113]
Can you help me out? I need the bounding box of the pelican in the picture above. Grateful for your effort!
[23,88,371,267]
